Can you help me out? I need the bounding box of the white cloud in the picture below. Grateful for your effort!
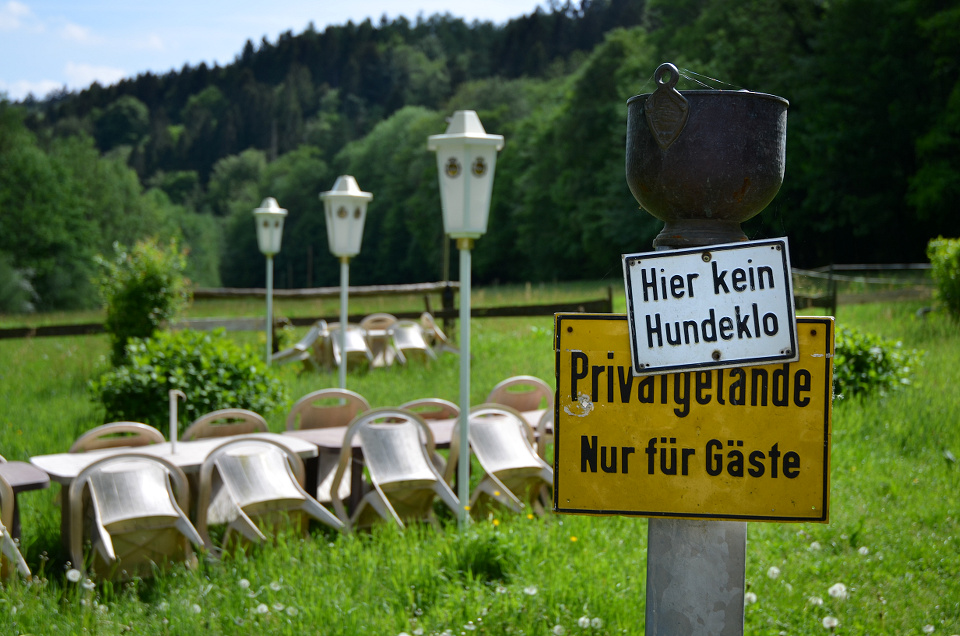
[0,1,36,31]
[140,34,164,52]
[0,78,63,101]
[65,61,127,90]
[61,22,99,44]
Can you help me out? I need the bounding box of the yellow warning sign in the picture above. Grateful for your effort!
[553,314,833,522]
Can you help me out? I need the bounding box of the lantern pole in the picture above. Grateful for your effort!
[265,254,274,364]
[456,238,473,526]
[339,256,349,390]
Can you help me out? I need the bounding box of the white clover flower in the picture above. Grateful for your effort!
[523,585,538,596]
[809,541,822,551]
[256,603,269,614]
[158,601,169,612]
[464,622,476,631]
[744,592,758,605]
[822,616,839,629]
[828,583,848,600]
[272,602,284,612]
[922,626,934,634]
[767,566,781,579]
[808,596,824,606]
[82,578,96,591]
[66,568,82,583]
[270,581,282,592]
[239,578,250,589]
[398,633,411,636]
[552,626,566,636]
[191,604,201,614]
[413,629,424,636]
[496,585,508,594]
[858,546,869,556]
[591,617,603,629]
[578,616,590,628]
[285,606,299,617]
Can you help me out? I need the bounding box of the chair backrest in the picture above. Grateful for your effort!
[359,313,398,332]
[182,409,268,440]
[399,398,459,421]
[327,323,373,365]
[271,320,327,365]
[69,422,166,453]
[285,388,371,430]
[486,375,553,413]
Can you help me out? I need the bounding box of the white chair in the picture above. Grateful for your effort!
[485,375,554,458]
[196,438,343,549]
[0,473,29,578]
[67,453,202,579]
[69,422,165,453]
[325,322,373,370]
[285,389,371,505]
[420,312,459,355]
[329,408,459,531]
[446,404,553,517]
[399,398,459,421]
[360,313,400,368]
[392,320,437,364]
[271,320,328,371]
[182,409,268,441]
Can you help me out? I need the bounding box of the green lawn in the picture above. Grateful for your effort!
[0,287,957,635]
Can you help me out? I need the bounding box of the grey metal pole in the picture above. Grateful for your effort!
[457,238,472,527]
[645,243,746,636]
[339,256,349,390]
[265,255,273,365]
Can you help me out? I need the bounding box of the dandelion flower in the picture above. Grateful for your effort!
[496,585,507,594]
[828,583,847,600]
[493,519,500,527]
[66,568,82,583]
[858,546,869,556]
[285,606,299,617]
[552,625,566,635]
[82,578,96,591]
[808,596,824,606]
[922,626,934,634]
[272,602,284,612]
[523,585,538,596]
[239,578,250,589]
[591,617,603,629]
[527,514,534,520]
[744,592,758,605]
[578,616,590,628]
[570,536,578,542]
[191,604,202,614]
[256,603,269,614]
[809,541,821,551]
[464,622,476,631]
[822,616,839,629]
[270,581,282,591]
[767,566,781,579]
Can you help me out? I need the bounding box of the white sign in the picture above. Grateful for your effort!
[622,238,798,375]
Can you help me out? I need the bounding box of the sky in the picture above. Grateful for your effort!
[0,1,547,102]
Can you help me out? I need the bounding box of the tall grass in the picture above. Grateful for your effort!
[1,287,958,634]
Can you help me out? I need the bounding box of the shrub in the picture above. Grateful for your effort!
[927,236,960,320]
[833,326,924,398]
[0,251,36,313]
[94,238,190,365]
[90,329,287,428]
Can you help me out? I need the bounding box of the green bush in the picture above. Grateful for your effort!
[927,236,960,320]
[94,238,190,365]
[833,326,924,398]
[90,329,287,428]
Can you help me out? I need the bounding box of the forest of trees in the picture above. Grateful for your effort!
[1,0,957,312]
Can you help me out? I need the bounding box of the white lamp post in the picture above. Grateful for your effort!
[428,110,504,526]
[253,197,287,365]
[320,175,373,390]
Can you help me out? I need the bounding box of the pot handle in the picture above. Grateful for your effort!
[645,63,689,150]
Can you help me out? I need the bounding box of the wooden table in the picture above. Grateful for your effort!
[283,409,548,512]
[30,433,318,548]
[0,461,50,540]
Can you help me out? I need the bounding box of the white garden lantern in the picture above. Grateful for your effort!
[428,111,504,527]
[320,176,373,389]
[253,197,287,364]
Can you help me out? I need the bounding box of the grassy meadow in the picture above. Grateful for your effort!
[0,282,958,635]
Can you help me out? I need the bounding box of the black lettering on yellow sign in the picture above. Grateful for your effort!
[569,351,811,417]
